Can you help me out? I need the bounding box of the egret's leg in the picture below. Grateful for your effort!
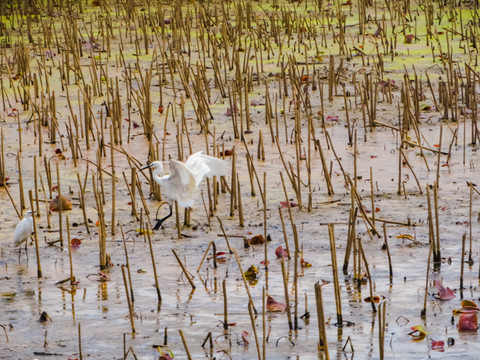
[153,203,173,230]
[25,240,28,260]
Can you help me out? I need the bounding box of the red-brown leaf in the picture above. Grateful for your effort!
[71,238,82,250]
[275,246,288,258]
[220,149,233,156]
[280,201,298,208]
[458,313,478,331]
[431,339,445,351]
[225,105,238,117]
[266,295,286,312]
[49,195,72,211]
[364,295,385,303]
[248,234,265,245]
[434,280,456,301]
[241,330,249,345]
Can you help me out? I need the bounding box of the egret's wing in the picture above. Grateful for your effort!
[185,151,231,188]
[13,221,24,246]
[168,160,196,207]
[184,152,210,187]
[13,218,32,247]
[169,160,195,187]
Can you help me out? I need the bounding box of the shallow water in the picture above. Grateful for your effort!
[2,137,480,359]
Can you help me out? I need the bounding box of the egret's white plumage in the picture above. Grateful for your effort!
[184,152,232,188]
[14,211,34,248]
[142,151,231,208]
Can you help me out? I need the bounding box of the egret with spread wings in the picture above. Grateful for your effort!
[141,152,231,229]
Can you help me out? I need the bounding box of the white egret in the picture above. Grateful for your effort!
[14,211,35,258]
[141,151,231,229]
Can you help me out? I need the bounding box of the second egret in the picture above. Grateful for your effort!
[14,210,35,259]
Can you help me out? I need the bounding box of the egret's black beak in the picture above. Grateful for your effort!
[140,163,153,171]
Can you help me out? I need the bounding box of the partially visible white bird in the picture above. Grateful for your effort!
[14,211,35,258]
[141,151,231,228]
